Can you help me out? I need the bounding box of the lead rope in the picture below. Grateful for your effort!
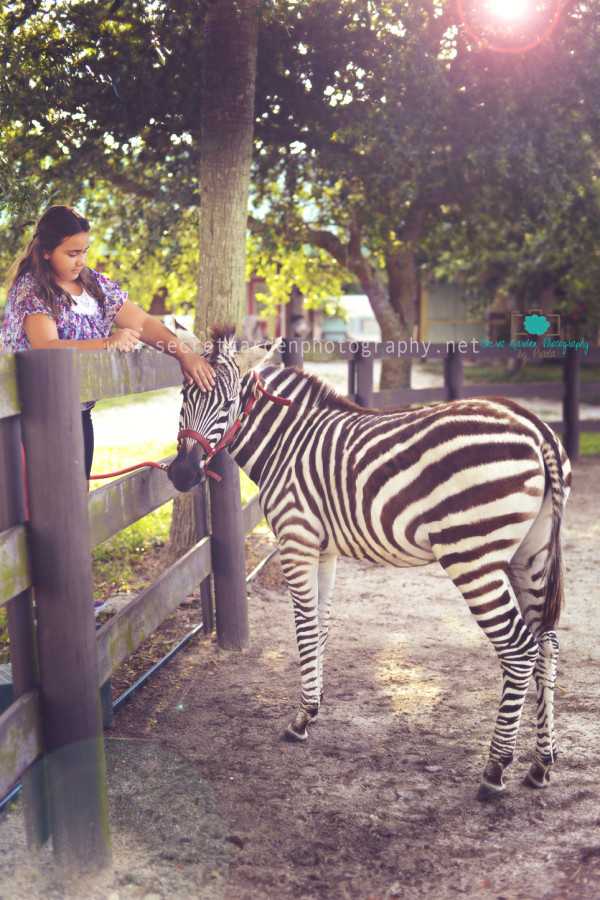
[89,460,170,480]
[89,459,223,482]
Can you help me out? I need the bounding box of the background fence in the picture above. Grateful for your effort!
[0,338,598,873]
[287,340,600,462]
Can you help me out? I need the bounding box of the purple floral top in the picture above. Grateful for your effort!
[0,268,126,352]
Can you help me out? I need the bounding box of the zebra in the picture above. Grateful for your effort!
[168,324,571,800]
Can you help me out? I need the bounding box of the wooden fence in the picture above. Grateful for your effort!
[0,339,598,873]
[0,346,261,874]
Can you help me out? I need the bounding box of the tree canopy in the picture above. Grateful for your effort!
[1,1,599,370]
[0,0,207,303]
[252,0,600,380]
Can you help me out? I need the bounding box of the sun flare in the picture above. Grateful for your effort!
[490,0,529,19]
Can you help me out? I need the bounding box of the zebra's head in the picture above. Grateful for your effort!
[167,324,280,492]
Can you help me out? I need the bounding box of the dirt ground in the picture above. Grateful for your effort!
[1,458,599,900]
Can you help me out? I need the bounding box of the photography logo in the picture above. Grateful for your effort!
[511,309,560,339]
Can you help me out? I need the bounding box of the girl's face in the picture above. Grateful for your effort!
[43,232,89,285]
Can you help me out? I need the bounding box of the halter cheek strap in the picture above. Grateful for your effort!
[177,370,291,480]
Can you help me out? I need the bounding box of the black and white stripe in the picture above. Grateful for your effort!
[168,326,571,799]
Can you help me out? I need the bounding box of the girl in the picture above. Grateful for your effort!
[1,204,215,483]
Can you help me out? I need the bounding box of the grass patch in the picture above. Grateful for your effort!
[418,359,600,386]
[577,432,600,457]
[465,362,600,385]
[90,441,175,487]
[93,386,180,412]
[90,441,258,600]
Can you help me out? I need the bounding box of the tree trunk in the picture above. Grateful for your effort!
[196,0,258,339]
[352,249,418,390]
[307,213,423,391]
[379,247,419,389]
[170,0,258,554]
[169,493,197,558]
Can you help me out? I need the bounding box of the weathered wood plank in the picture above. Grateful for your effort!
[546,420,600,434]
[369,386,448,408]
[0,690,43,798]
[0,526,31,607]
[88,458,178,548]
[96,536,212,684]
[463,382,564,400]
[79,347,181,402]
[580,382,600,398]
[0,354,19,420]
[242,494,265,535]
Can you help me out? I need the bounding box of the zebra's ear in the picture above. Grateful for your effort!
[172,320,211,356]
[235,338,283,376]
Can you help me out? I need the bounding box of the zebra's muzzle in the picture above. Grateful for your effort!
[167,440,211,492]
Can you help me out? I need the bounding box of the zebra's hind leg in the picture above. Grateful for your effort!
[523,630,559,789]
[509,529,561,789]
[434,546,540,801]
[476,629,539,801]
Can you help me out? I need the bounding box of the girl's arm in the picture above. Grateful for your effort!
[114,300,215,391]
[24,313,140,351]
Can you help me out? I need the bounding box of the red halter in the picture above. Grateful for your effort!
[177,370,291,480]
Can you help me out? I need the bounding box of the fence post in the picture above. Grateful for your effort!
[208,452,249,650]
[355,346,375,408]
[0,412,50,848]
[444,346,464,401]
[282,337,304,369]
[347,356,356,401]
[16,349,111,875]
[563,345,580,461]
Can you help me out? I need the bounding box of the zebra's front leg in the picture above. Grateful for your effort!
[525,631,559,789]
[311,554,337,725]
[278,547,323,742]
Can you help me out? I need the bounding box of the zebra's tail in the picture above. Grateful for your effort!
[540,440,566,631]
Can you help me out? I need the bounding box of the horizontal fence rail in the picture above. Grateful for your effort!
[78,346,182,402]
[0,691,43,799]
[88,456,178,548]
[0,525,31,606]
[0,354,19,418]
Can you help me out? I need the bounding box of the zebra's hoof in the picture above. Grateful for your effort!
[524,762,551,789]
[477,781,506,802]
[284,724,308,743]
[477,760,506,802]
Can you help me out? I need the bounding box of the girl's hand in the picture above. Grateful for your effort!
[107,329,141,352]
[179,352,215,391]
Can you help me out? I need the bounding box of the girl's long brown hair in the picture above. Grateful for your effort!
[11,205,105,318]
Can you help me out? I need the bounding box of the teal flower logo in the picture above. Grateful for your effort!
[524,313,550,335]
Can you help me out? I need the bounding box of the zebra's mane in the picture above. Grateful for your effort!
[208,322,237,362]
[265,365,366,414]
[206,323,370,413]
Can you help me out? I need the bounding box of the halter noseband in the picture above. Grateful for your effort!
[177,370,291,480]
